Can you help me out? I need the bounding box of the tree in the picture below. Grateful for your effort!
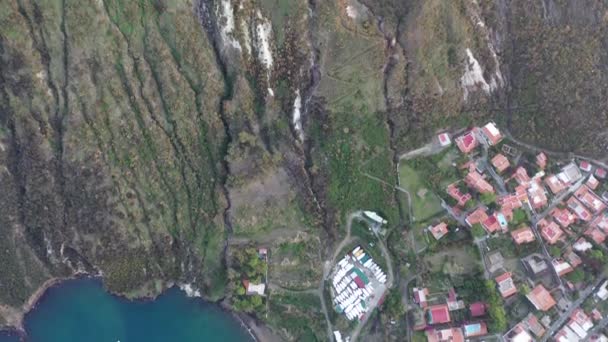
[484,280,507,332]
[383,290,405,319]
[566,268,585,283]
[548,246,561,258]
[480,192,497,206]
[471,223,486,238]
[590,249,606,263]
[512,209,527,225]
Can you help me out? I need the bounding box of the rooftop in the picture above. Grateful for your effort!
[526,284,556,311]
[495,272,517,298]
[430,222,449,240]
[428,304,451,324]
[491,153,510,173]
[511,226,536,244]
[456,131,478,154]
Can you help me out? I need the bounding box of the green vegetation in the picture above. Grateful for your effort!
[484,280,508,332]
[565,269,585,284]
[399,164,444,221]
[382,289,405,319]
[511,209,528,226]
[480,192,497,206]
[471,223,486,238]
[229,247,267,313]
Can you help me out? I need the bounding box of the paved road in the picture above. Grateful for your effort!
[541,277,604,341]
[583,315,608,341]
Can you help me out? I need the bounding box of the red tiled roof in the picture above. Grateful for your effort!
[466,207,489,226]
[511,226,536,244]
[545,175,567,194]
[456,132,478,154]
[430,222,449,240]
[465,170,495,194]
[470,302,487,317]
[428,304,451,324]
[426,328,464,342]
[595,168,607,179]
[482,122,502,145]
[587,175,600,190]
[541,220,564,244]
[568,197,592,221]
[527,285,556,311]
[585,227,607,244]
[575,186,606,213]
[483,214,501,233]
[513,167,531,185]
[551,207,577,228]
[580,161,592,172]
[495,272,517,298]
[491,154,510,173]
[447,183,472,207]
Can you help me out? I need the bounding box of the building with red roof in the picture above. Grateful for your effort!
[522,313,546,338]
[527,180,548,210]
[540,220,564,244]
[545,174,567,194]
[456,131,478,154]
[491,154,510,173]
[430,222,449,240]
[495,272,517,298]
[585,227,607,244]
[592,213,608,233]
[481,122,503,145]
[565,249,582,268]
[470,302,486,317]
[426,327,464,342]
[427,304,451,324]
[526,284,556,311]
[511,226,536,245]
[482,214,501,233]
[513,167,531,185]
[568,197,592,221]
[504,324,534,342]
[575,186,606,213]
[466,207,489,227]
[413,287,429,308]
[552,259,574,277]
[580,161,593,172]
[595,168,607,179]
[447,183,472,207]
[551,207,577,228]
[465,170,495,194]
[537,152,547,170]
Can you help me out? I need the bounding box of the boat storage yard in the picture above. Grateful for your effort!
[331,246,388,321]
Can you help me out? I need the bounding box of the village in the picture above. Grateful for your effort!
[404,122,608,342]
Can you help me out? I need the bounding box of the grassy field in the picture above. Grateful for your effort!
[398,164,443,222]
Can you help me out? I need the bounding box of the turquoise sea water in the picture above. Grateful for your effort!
[0,278,252,342]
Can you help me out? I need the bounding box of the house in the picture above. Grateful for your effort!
[447,183,472,207]
[511,226,536,244]
[527,180,548,209]
[585,227,607,244]
[427,304,451,324]
[258,248,268,259]
[570,309,594,337]
[574,186,606,213]
[491,154,510,173]
[456,131,478,154]
[540,220,564,244]
[592,309,603,321]
[595,168,607,179]
[426,327,464,342]
[463,322,488,338]
[466,207,489,226]
[568,197,592,221]
[593,213,608,231]
[495,272,517,298]
[526,284,556,311]
[514,167,531,185]
[573,238,593,252]
[551,207,577,228]
[545,174,567,194]
[580,161,593,173]
[559,163,583,184]
[522,254,549,276]
[465,170,495,193]
[447,288,465,311]
[438,133,451,147]
[590,334,608,342]
[522,313,546,338]
[413,287,429,308]
[243,280,266,296]
[564,250,583,267]
[555,326,583,342]
[363,211,387,225]
[430,222,449,240]
[504,324,534,342]
[482,214,501,233]
[481,122,503,145]
[537,152,547,169]
[552,259,574,277]
[487,251,505,274]
[597,280,608,300]
[588,175,600,190]
[470,302,486,317]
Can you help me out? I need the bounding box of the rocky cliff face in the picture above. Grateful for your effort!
[0,0,606,337]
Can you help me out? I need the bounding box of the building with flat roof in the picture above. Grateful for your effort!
[526,284,556,311]
[438,133,451,147]
[580,161,593,172]
[427,304,451,324]
[568,197,592,221]
[545,174,567,194]
[559,163,582,184]
[504,323,534,342]
[540,220,564,244]
[470,302,486,317]
[481,122,503,145]
[466,207,489,226]
[551,207,577,228]
[426,327,464,342]
[465,170,495,193]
